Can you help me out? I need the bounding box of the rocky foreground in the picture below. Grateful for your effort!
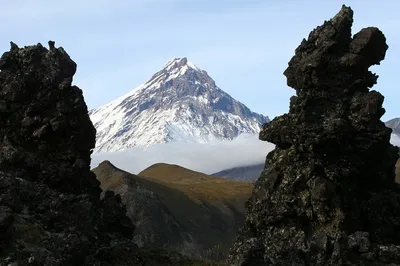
[229,5,400,266]
[0,41,142,265]
[0,42,206,265]
[1,4,400,266]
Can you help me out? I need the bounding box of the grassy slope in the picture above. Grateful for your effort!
[137,163,253,246]
[94,161,214,245]
[138,163,252,205]
[138,163,253,230]
[93,162,253,259]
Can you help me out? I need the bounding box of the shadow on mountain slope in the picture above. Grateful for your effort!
[93,161,252,262]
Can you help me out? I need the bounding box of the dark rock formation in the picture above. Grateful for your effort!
[0,41,140,265]
[229,5,400,266]
[0,40,98,196]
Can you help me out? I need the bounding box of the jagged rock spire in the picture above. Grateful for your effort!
[229,5,400,265]
[0,41,137,265]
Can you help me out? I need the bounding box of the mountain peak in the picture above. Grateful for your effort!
[386,117,400,137]
[97,160,117,169]
[90,58,270,153]
[163,57,200,72]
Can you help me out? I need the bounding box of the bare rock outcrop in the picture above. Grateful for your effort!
[0,41,139,265]
[229,5,400,266]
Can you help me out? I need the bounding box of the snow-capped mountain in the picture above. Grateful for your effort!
[89,57,270,153]
[386,118,400,138]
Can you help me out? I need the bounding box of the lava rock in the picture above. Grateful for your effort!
[0,40,98,196]
[0,41,138,265]
[229,5,400,266]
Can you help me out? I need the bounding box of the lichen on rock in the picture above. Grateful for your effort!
[229,5,400,266]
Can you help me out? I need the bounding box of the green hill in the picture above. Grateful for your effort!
[93,161,253,262]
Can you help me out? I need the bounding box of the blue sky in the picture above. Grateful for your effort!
[2,0,399,120]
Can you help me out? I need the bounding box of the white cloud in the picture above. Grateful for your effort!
[91,133,274,175]
[91,133,400,176]
[390,134,400,148]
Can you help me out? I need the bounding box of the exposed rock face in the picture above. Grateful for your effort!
[229,6,400,266]
[0,42,139,265]
[0,41,99,196]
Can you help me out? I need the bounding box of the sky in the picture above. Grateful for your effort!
[1,0,399,121]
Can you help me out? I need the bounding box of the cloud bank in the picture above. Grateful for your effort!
[91,134,274,175]
[91,133,400,176]
[390,134,400,148]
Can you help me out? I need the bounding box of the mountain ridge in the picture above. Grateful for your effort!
[386,117,400,138]
[212,163,265,182]
[93,160,253,260]
[89,57,269,153]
